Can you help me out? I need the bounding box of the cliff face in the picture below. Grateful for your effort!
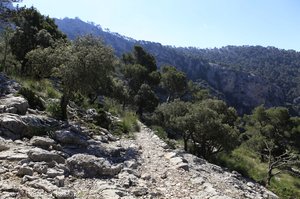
[202,63,284,114]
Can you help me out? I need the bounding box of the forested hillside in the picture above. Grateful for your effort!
[55,18,300,115]
[181,46,300,103]
[1,4,300,198]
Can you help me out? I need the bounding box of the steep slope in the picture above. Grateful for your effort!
[0,73,278,198]
[55,18,296,115]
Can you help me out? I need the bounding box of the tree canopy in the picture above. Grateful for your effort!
[244,106,300,185]
[9,6,65,73]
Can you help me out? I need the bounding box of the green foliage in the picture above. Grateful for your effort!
[134,84,159,116]
[92,109,111,130]
[133,45,157,72]
[41,35,116,120]
[46,100,62,120]
[151,125,168,140]
[9,7,65,73]
[244,106,300,185]
[122,46,161,94]
[123,64,148,93]
[18,87,45,110]
[161,65,188,101]
[155,99,239,159]
[0,27,15,73]
[217,145,300,199]
[103,98,139,136]
[110,111,139,137]
[109,78,130,108]
[13,77,61,99]
[193,45,300,105]
[0,0,21,25]
[103,98,123,116]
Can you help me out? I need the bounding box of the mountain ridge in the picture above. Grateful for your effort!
[55,17,300,115]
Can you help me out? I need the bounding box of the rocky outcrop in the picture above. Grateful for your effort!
[30,136,57,150]
[0,95,29,115]
[54,128,88,147]
[0,113,59,139]
[66,154,122,178]
[0,74,279,198]
[0,73,20,95]
[28,148,65,163]
[200,63,284,114]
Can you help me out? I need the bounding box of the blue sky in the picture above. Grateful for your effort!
[19,0,300,51]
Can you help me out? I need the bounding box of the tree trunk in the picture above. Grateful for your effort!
[266,166,273,186]
[21,59,28,75]
[2,39,8,72]
[183,130,189,152]
[183,135,188,152]
[136,106,143,118]
[60,93,69,121]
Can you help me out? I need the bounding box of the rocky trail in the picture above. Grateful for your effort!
[0,73,278,199]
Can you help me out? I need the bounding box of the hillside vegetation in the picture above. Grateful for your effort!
[55,18,300,116]
[0,3,300,198]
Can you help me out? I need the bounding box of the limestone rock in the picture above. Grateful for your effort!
[30,136,56,149]
[33,163,48,174]
[52,189,75,199]
[0,73,20,95]
[204,63,284,114]
[0,113,59,139]
[132,187,148,196]
[0,137,9,151]
[28,148,65,164]
[54,175,65,187]
[54,129,88,146]
[17,166,33,177]
[21,114,59,137]
[0,95,29,115]
[0,113,27,139]
[66,154,122,178]
[101,189,127,199]
[46,168,65,178]
[27,179,58,193]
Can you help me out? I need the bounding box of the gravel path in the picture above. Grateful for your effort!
[123,123,278,199]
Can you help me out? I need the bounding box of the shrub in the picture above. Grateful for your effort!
[18,87,45,110]
[151,125,167,140]
[46,100,62,120]
[109,111,139,136]
[93,109,111,129]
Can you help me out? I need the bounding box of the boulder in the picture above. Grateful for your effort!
[0,73,20,95]
[0,113,27,139]
[54,129,88,146]
[0,113,59,139]
[54,175,65,187]
[17,166,34,177]
[33,163,48,174]
[21,114,59,137]
[0,137,9,151]
[27,179,58,193]
[52,189,75,199]
[30,136,56,149]
[132,187,148,196]
[66,154,122,178]
[0,95,29,115]
[28,148,65,164]
[46,168,64,178]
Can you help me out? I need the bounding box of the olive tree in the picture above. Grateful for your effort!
[60,35,115,120]
[245,106,300,186]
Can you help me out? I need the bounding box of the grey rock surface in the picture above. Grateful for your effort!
[28,148,65,163]
[0,95,29,115]
[66,154,122,178]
